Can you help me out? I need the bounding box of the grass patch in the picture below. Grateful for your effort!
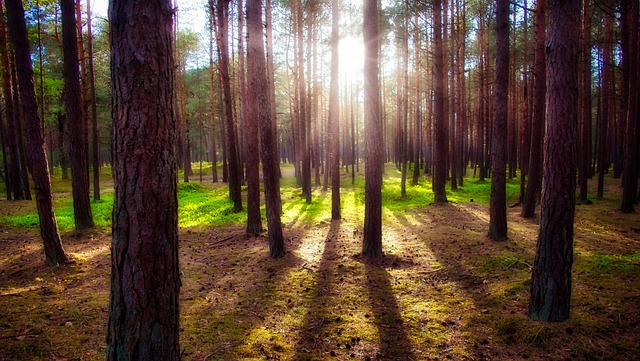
[577,252,640,273]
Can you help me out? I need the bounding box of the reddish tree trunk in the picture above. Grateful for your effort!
[362,0,383,258]
[489,0,509,241]
[0,3,22,200]
[247,0,285,258]
[522,0,546,218]
[529,0,580,322]
[578,0,592,204]
[433,0,448,203]
[107,0,180,357]
[61,0,93,229]
[329,0,340,220]
[5,0,68,265]
[217,0,242,211]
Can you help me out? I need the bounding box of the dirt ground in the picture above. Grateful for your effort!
[0,186,639,360]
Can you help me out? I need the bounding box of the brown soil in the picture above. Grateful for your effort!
[0,195,639,360]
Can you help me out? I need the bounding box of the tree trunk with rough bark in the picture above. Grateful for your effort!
[433,0,448,203]
[529,0,579,322]
[5,0,68,265]
[329,0,340,220]
[362,0,383,258]
[247,0,285,258]
[61,0,93,230]
[489,0,509,241]
[107,0,180,358]
[522,0,546,218]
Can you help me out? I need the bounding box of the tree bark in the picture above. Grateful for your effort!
[61,0,94,230]
[433,0,448,203]
[529,0,579,322]
[247,0,285,258]
[217,0,242,211]
[489,0,509,241]
[107,0,180,358]
[0,3,23,200]
[522,0,546,218]
[5,0,68,265]
[86,0,100,201]
[329,0,340,220]
[362,0,382,258]
[620,0,639,213]
[577,0,592,204]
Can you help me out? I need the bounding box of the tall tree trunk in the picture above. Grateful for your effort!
[489,0,509,241]
[329,0,340,220]
[75,0,89,176]
[5,0,68,265]
[620,0,638,213]
[217,0,242,211]
[240,0,262,234]
[362,0,382,258]
[433,0,448,203]
[10,57,32,200]
[578,0,592,204]
[597,4,613,199]
[522,0,546,218]
[87,0,100,201]
[296,0,311,203]
[529,0,580,322]
[0,4,23,200]
[209,7,218,183]
[247,0,285,258]
[61,0,94,229]
[107,0,180,357]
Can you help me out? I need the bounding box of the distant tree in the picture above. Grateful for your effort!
[577,0,592,204]
[61,0,93,230]
[246,0,285,258]
[216,0,242,211]
[362,0,383,258]
[620,0,638,213]
[522,0,546,218]
[87,0,100,201]
[489,0,509,241]
[5,0,68,265]
[240,0,262,235]
[0,1,22,200]
[433,0,447,203]
[107,0,180,358]
[529,0,580,322]
[329,0,341,220]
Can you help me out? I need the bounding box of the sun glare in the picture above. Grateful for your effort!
[338,36,365,78]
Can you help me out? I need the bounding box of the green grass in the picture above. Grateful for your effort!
[0,163,537,230]
[577,252,640,273]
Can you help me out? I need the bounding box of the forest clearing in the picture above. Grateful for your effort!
[0,165,638,360]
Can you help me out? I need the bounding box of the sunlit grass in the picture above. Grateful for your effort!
[0,162,524,230]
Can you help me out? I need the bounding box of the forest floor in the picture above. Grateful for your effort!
[0,164,639,360]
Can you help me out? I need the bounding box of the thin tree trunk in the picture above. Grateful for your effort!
[61,0,93,229]
[5,0,68,265]
[620,0,638,213]
[87,0,100,201]
[247,0,284,258]
[362,0,383,258]
[0,4,23,200]
[522,0,546,218]
[489,0,509,241]
[433,0,448,203]
[329,0,340,219]
[578,0,592,204]
[217,0,242,211]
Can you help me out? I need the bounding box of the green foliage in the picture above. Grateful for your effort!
[177,182,248,227]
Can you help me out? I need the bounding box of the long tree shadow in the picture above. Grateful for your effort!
[292,220,341,360]
[364,259,417,360]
